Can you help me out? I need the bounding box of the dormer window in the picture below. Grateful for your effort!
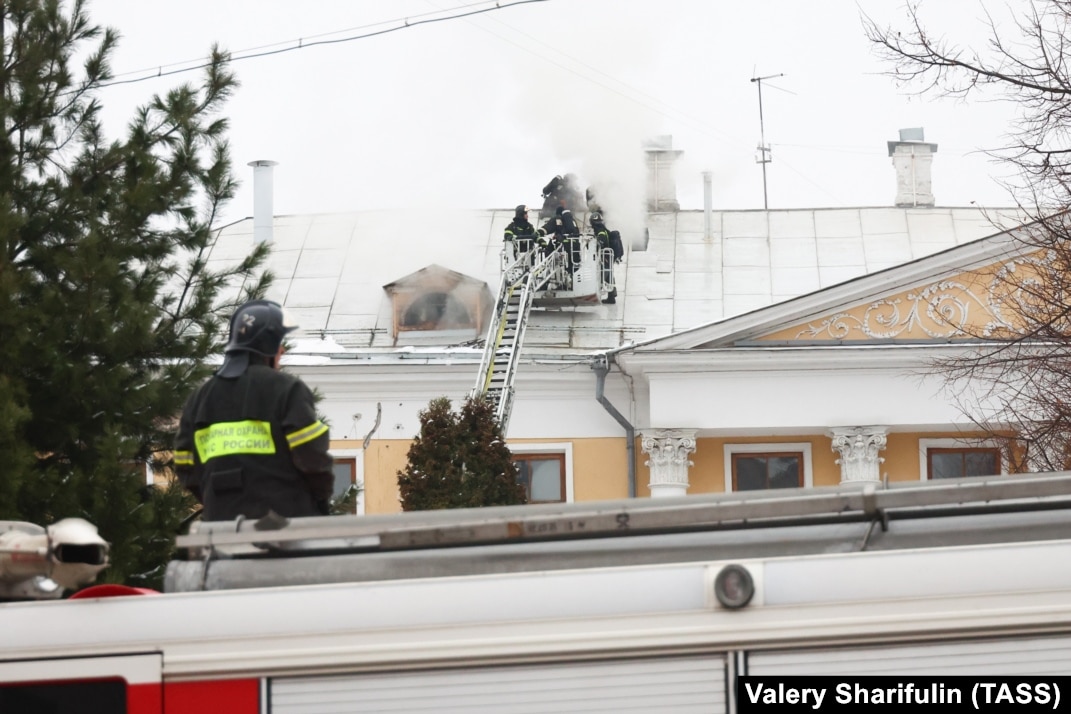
[384,264,492,345]
[401,292,474,330]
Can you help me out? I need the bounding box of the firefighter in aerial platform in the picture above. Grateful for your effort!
[539,175,564,218]
[590,211,621,304]
[174,299,334,521]
[503,204,543,260]
[585,184,601,214]
[539,173,585,218]
[540,206,582,282]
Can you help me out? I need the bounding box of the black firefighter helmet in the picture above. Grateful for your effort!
[514,204,528,220]
[217,299,299,378]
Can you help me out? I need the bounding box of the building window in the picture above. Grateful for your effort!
[732,452,803,491]
[328,451,364,514]
[332,457,358,513]
[508,443,574,503]
[724,443,814,492]
[513,453,566,503]
[385,266,491,342]
[927,448,1001,479]
[919,439,1005,481]
[400,292,474,331]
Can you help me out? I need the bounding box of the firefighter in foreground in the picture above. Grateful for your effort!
[174,299,334,521]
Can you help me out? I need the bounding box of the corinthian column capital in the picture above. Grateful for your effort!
[830,426,888,484]
[640,429,696,498]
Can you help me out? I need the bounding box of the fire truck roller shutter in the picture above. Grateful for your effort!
[271,654,727,713]
[747,633,1071,677]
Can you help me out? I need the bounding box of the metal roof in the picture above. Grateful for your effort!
[208,206,1024,355]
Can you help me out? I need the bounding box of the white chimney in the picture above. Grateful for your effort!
[887,128,937,207]
[644,136,683,212]
[248,160,278,244]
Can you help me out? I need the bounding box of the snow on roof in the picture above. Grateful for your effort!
[208,206,1026,357]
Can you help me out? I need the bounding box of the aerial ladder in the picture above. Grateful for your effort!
[471,214,619,433]
[470,242,566,432]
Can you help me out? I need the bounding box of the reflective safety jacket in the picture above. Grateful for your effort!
[503,217,537,241]
[174,364,334,521]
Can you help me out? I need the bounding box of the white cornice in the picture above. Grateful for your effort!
[286,357,599,397]
[613,342,985,375]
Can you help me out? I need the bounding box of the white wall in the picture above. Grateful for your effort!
[647,367,976,434]
[290,361,632,442]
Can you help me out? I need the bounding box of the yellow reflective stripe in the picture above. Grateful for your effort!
[194,420,276,463]
[174,450,195,467]
[286,421,328,449]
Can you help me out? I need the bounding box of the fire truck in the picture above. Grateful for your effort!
[4,471,1071,713]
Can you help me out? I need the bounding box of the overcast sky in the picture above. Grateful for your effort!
[87,0,1025,227]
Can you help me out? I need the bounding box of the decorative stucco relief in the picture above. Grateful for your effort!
[793,255,1054,341]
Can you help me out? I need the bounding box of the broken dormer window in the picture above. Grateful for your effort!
[400,292,474,331]
[384,265,492,344]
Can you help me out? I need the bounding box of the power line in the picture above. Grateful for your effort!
[90,0,966,208]
[96,0,548,89]
[104,0,498,81]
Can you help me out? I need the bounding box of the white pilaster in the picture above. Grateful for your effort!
[830,426,888,484]
[641,429,696,497]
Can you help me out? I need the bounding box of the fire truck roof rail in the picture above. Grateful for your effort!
[174,470,1071,556]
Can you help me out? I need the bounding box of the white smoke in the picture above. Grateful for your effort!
[502,33,658,251]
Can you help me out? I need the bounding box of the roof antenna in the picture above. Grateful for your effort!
[750,72,783,210]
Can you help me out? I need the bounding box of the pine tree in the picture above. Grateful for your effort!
[398,397,463,511]
[0,0,268,589]
[455,396,527,508]
[398,396,526,511]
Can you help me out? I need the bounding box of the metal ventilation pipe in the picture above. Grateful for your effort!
[702,171,713,241]
[248,160,278,244]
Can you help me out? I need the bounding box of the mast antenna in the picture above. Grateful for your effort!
[750,72,783,209]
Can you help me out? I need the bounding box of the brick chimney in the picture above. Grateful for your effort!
[644,135,682,212]
[887,128,937,207]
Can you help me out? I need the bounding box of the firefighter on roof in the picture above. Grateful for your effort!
[174,299,334,521]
